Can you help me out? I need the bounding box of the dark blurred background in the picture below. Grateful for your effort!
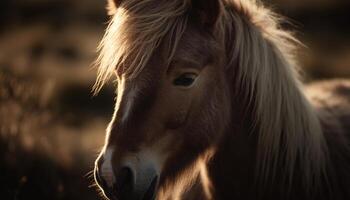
[0,0,349,200]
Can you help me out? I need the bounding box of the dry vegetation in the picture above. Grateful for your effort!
[0,69,107,200]
[0,1,114,199]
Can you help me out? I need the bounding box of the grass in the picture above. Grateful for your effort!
[0,58,112,200]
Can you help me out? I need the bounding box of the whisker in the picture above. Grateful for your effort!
[84,170,95,178]
[89,182,98,189]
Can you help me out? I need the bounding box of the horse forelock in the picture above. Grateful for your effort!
[93,0,193,94]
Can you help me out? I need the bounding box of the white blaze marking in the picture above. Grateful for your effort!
[101,148,115,187]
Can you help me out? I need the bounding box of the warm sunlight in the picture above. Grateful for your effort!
[0,0,349,200]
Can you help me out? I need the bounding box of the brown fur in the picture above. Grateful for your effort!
[93,0,350,199]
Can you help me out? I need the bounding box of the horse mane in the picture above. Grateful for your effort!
[94,0,329,192]
[221,0,328,190]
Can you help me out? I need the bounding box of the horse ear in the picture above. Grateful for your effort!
[106,0,120,15]
[190,0,221,29]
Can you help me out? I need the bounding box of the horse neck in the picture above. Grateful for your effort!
[205,104,259,199]
[204,4,330,198]
[205,95,327,200]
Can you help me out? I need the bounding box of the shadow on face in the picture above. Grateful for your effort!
[94,0,230,199]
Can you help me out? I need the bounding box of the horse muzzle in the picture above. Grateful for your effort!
[95,156,159,200]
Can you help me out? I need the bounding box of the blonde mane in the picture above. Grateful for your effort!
[94,0,329,192]
[93,0,192,93]
[222,0,328,189]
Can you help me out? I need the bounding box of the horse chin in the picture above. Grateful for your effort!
[142,175,159,200]
[112,175,158,200]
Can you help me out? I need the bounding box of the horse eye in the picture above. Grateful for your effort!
[173,73,197,87]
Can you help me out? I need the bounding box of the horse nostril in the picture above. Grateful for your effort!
[114,167,134,199]
[143,176,158,200]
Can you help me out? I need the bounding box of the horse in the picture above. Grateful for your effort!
[92,0,350,199]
